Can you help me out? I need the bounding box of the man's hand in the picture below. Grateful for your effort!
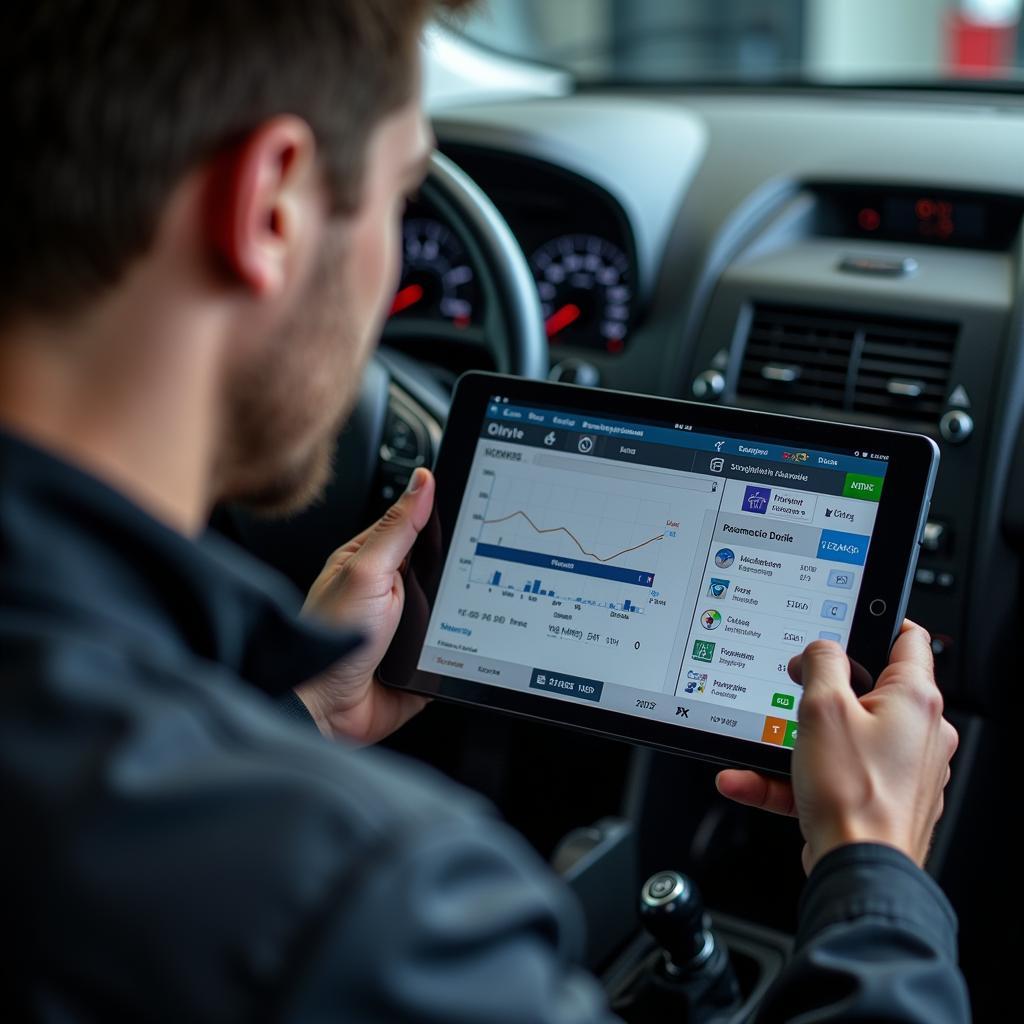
[716,621,958,873]
[294,468,434,746]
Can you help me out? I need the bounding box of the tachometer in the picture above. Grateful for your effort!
[529,234,632,352]
[391,218,478,327]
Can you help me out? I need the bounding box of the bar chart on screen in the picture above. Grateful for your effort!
[422,443,725,689]
[467,464,675,610]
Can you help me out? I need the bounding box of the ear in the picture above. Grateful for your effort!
[207,115,321,296]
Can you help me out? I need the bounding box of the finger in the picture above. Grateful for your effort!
[716,770,798,817]
[787,648,871,694]
[788,641,847,686]
[349,468,435,576]
[331,518,379,559]
[795,640,862,728]
[941,719,959,761]
[873,620,934,691]
[368,687,431,744]
[787,653,802,683]
[320,474,432,567]
[791,639,854,693]
[848,657,874,697]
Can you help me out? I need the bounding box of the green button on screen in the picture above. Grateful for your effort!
[842,473,884,502]
[692,640,715,663]
[772,692,795,710]
[783,720,799,748]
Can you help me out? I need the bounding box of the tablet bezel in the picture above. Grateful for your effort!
[380,371,939,775]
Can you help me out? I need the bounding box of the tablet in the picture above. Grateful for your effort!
[380,372,939,775]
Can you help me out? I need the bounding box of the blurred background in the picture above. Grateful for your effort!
[452,0,1024,84]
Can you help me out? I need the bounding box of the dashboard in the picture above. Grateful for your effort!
[390,90,1024,717]
[391,151,637,353]
[372,83,1024,1023]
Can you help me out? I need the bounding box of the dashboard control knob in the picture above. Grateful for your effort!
[549,359,600,387]
[692,369,726,401]
[939,409,973,444]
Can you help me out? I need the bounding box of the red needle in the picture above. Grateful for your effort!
[545,302,581,338]
[390,283,424,316]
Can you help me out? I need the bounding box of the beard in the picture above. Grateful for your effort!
[216,227,372,519]
[230,431,336,519]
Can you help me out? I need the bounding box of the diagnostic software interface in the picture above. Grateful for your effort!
[419,396,887,748]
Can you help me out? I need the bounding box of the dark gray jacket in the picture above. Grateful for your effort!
[0,430,970,1022]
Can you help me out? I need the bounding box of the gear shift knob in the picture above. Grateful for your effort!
[639,870,714,972]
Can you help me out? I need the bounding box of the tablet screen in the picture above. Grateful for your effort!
[416,391,889,751]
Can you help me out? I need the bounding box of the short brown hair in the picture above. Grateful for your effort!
[0,1,471,322]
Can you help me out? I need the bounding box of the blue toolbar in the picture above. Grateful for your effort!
[485,403,886,478]
[474,543,656,587]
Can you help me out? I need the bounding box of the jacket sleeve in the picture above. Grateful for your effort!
[272,811,622,1024]
[274,688,320,731]
[755,843,971,1024]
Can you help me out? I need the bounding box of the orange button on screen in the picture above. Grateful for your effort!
[761,716,788,745]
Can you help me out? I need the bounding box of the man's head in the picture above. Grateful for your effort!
[0,1,469,518]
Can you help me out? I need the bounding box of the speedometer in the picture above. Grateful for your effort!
[391,218,478,328]
[529,234,632,352]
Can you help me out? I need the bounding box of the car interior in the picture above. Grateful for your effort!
[211,3,1022,1020]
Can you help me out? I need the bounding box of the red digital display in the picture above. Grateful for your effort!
[912,198,956,240]
[829,186,1022,250]
[885,194,984,243]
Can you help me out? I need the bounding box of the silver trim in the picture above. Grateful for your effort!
[663,928,716,975]
[692,369,726,400]
[762,364,801,383]
[939,408,974,444]
[887,379,925,398]
[641,871,687,908]
[891,436,941,654]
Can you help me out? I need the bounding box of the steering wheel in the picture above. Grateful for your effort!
[385,151,547,381]
[217,151,548,590]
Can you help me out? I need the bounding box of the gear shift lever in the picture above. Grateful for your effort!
[639,871,716,974]
[612,870,740,1023]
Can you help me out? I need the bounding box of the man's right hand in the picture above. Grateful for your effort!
[716,620,959,874]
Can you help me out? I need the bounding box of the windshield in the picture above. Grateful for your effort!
[453,0,1024,86]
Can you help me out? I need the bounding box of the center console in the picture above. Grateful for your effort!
[680,181,1024,714]
[556,817,790,1023]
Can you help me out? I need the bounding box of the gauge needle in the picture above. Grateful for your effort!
[545,302,581,338]
[390,283,424,316]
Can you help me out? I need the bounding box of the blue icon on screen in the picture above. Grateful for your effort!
[828,569,855,589]
[714,549,735,569]
[818,530,869,566]
[742,485,772,514]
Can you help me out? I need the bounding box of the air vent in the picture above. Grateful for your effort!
[738,304,958,422]
[852,319,958,420]
[739,306,854,408]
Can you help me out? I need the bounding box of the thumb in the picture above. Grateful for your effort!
[795,640,860,722]
[355,468,435,575]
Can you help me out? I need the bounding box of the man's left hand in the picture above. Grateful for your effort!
[295,467,434,745]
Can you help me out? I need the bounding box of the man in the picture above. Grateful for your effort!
[0,3,967,1021]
